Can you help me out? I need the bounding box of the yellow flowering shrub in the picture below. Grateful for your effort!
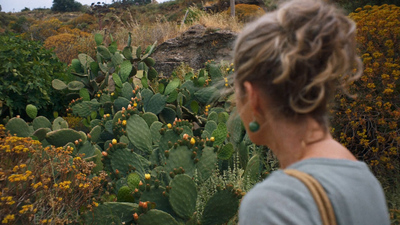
[0,125,107,224]
[28,18,62,41]
[44,27,96,64]
[331,4,400,172]
[68,13,98,32]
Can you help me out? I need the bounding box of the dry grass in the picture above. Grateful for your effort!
[107,6,242,48]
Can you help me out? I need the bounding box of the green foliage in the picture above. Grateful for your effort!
[52,0,83,12]
[0,32,68,120]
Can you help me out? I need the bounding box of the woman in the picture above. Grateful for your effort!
[234,0,390,224]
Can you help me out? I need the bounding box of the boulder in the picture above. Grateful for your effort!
[152,24,237,76]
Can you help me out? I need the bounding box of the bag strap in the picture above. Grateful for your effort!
[284,169,337,225]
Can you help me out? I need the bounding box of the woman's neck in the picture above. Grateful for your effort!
[265,118,356,169]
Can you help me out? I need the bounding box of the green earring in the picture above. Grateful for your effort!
[249,121,260,132]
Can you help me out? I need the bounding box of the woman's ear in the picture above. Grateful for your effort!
[243,81,264,117]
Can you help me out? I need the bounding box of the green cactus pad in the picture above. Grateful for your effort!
[141,88,154,107]
[90,119,101,128]
[6,117,31,137]
[217,143,234,160]
[119,60,132,82]
[150,121,163,145]
[127,172,141,190]
[89,125,102,143]
[121,82,134,100]
[80,131,88,143]
[164,78,180,95]
[238,142,249,170]
[122,46,133,60]
[159,130,179,152]
[140,186,176,216]
[112,73,122,88]
[91,148,103,174]
[190,100,199,114]
[33,128,51,141]
[180,126,193,138]
[206,63,223,80]
[32,116,52,130]
[218,112,229,124]
[227,115,244,144]
[94,33,103,45]
[127,114,152,153]
[244,154,261,184]
[52,117,68,130]
[83,202,137,225]
[194,87,219,104]
[114,97,130,112]
[117,186,135,202]
[105,120,113,134]
[67,81,85,91]
[79,88,90,101]
[201,190,239,225]
[143,57,156,67]
[142,112,158,127]
[197,146,217,182]
[201,130,211,139]
[97,46,112,60]
[99,95,111,104]
[138,209,179,225]
[78,53,95,72]
[207,111,218,122]
[77,141,95,158]
[71,58,84,73]
[166,89,178,103]
[45,128,82,147]
[204,120,218,135]
[160,107,176,124]
[119,135,130,145]
[169,174,197,219]
[112,52,124,66]
[52,79,68,90]
[145,93,166,115]
[71,100,101,118]
[211,123,228,146]
[165,146,195,177]
[111,148,148,178]
[148,67,158,80]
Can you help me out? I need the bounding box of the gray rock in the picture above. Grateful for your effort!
[152,24,237,76]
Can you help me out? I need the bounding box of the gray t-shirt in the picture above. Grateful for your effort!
[239,158,390,225]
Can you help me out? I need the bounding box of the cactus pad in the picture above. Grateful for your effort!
[46,128,82,147]
[111,148,147,178]
[201,190,239,225]
[144,93,166,115]
[127,172,141,190]
[217,143,234,160]
[117,186,135,202]
[142,112,158,127]
[169,174,197,219]
[32,116,52,131]
[138,209,179,225]
[6,117,32,137]
[83,202,137,225]
[127,114,152,153]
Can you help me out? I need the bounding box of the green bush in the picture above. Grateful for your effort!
[0,32,69,120]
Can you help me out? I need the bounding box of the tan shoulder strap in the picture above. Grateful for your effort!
[284,169,337,225]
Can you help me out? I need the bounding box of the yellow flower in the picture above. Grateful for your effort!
[122,120,127,126]
[112,139,117,145]
[145,174,151,180]
[167,123,172,129]
[210,137,215,142]
[190,138,196,145]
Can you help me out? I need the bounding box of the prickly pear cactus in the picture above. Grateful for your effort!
[5,117,32,137]
[138,209,179,225]
[117,186,135,202]
[201,189,241,225]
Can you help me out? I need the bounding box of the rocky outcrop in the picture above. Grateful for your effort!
[152,24,237,76]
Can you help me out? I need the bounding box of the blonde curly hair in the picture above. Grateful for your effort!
[233,0,362,130]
